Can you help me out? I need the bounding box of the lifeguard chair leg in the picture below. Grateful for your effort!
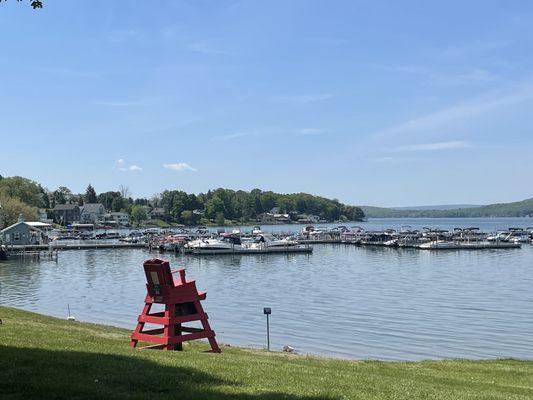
[130,299,153,348]
[175,322,183,351]
[195,300,221,353]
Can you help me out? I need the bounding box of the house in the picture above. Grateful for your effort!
[0,214,46,246]
[260,212,291,224]
[53,204,80,225]
[296,214,320,224]
[109,212,130,226]
[150,207,167,221]
[80,203,105,224]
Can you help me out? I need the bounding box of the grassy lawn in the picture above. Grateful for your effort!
[0,306,531,399]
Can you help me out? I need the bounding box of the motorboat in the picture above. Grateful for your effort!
[243,234,299,249]
[419,240,521,250]
[185,235,243,251]
[487,231,512,242]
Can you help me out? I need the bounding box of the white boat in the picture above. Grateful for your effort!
[419,240,521,250]
[243,234,300,249]
[185,235,243,251]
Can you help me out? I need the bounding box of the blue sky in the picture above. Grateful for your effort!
[1,1,533,206]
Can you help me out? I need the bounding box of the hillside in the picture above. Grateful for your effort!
[1,306,532,399]
[361,198,533,218]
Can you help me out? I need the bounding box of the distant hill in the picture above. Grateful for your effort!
[393,204,481,211]
[361,198,533,218]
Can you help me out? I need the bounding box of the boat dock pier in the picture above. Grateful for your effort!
[183,246,313,255]
[6,243,147,251]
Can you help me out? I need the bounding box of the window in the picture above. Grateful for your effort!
[13,232,20,241]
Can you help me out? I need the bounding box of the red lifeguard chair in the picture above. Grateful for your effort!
[130,258,221,352]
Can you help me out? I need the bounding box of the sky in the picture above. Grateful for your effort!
[1,0,533,207]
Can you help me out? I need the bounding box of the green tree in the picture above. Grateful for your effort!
[215,212,225,226]
[180,210,199,226]
[0,195,38,228]
[52,186,72,205]
[0,176,45,208]
[98,191,122,211]
[205,196,225,220]
[111,197,125,212]
[85,184,97,203]
[130,205,147,226]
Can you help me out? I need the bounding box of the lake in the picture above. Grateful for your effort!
[1,218,532,360]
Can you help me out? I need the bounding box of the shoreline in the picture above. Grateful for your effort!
[2,305,532,363]
[1,306,532,399]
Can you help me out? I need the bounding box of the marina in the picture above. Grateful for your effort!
[1,217,532,361]
[1,221,532,259]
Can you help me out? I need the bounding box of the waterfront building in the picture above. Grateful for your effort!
[0,214,46,246]
[149,207,168,221]
[260,212,292,224]
[80,203,105,224]
[108,212,130,226]
[53,204,80,225]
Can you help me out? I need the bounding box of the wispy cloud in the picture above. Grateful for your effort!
[163,163,197,172]
[438,40,509,59]
[40,67,102,79]
[374,82,533,139]
[186,41,230,55]
[214,127,327,141]
[271,93,335,105]
[298,128,325,135]
[387,141,470,153]
[116,159,142,172]
[367,63,497,86]
[116,159,127,171]
[368,156,404,164]
[95,99,154,107]
[215,131,259,141]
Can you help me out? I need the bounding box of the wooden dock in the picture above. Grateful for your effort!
[183,246,313,255]
[6,243,148,251]
[298,239,343,244]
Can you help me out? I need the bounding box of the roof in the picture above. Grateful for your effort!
[1,221,43,234]
[26,222,52,228]
[53,204,79,211]
[80,203,105,214]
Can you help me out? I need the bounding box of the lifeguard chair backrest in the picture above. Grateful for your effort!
[143,258,174,297]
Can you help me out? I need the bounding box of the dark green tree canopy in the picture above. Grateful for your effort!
[85,184,97,204]
[0,0,43,9]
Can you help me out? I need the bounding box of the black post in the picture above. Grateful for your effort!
[266,313,270,350]
[263,307,271,351]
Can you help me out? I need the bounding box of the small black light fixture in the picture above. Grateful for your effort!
[263,307,271,350]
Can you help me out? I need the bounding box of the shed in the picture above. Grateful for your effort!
[0,215,45,246]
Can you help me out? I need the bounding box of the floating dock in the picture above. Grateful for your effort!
[183,246,313,255]
[5,243,147,251]
[298,239,343,244]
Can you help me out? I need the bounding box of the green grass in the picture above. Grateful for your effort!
[0,306,532,399]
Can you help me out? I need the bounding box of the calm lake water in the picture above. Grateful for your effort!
[1,218,532,361]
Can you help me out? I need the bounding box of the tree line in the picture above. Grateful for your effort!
[0,175,365,228]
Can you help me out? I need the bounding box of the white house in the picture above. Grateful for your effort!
[80,203,105,224]
[110,212,130,226]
